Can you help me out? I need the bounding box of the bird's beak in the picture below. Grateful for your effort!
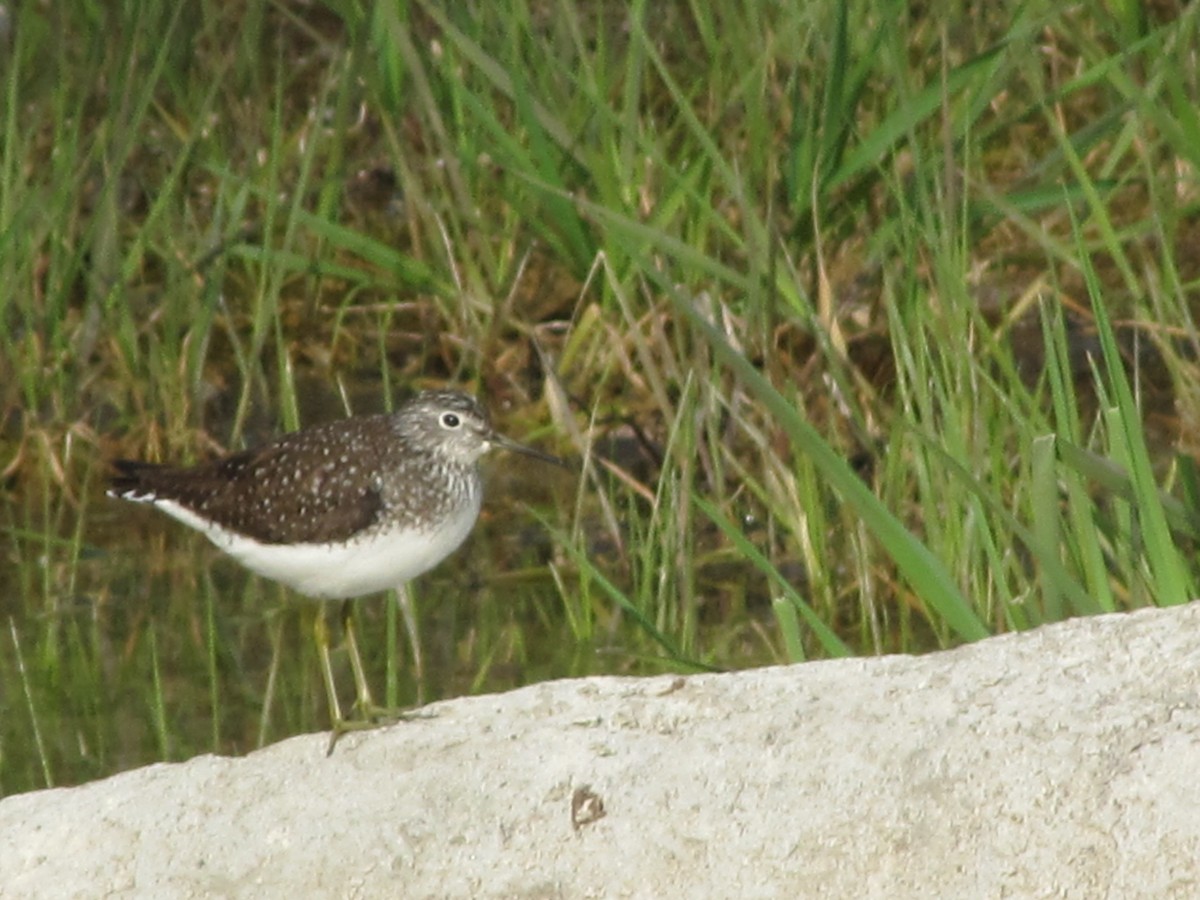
[490,430,571,469]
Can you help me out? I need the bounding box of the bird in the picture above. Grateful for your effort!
[108,389,566,750]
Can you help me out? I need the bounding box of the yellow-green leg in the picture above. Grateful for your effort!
[323,598,431,755]
[397,585,425,706]
[313,602,344,727]
[340,600,372,712]
[342,600,388,719]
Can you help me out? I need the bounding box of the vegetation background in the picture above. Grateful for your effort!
[3,0,1199,795]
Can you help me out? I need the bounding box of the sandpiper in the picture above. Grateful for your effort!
[108,389,565,749]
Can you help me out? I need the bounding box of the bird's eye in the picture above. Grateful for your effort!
[440,412,462,429]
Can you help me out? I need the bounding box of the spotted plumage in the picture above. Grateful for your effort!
[108,390,563,599]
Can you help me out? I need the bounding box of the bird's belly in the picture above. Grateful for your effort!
[154,497,481,599]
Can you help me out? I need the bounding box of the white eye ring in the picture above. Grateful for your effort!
[440,412,462,429]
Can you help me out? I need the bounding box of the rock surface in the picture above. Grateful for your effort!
[3,604,1200,899]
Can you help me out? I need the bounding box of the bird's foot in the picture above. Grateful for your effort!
[324,704,436,756]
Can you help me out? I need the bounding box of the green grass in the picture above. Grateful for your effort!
[3,0,1200,795]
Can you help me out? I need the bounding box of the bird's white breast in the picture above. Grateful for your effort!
[148,490,483,599]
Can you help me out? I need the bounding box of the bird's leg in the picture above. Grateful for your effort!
[324,595,436,755]
[396,585,425,707]
[314,603,344,726]
[341,599,382,718]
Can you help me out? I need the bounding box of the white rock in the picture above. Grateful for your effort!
[2,603,1199,899]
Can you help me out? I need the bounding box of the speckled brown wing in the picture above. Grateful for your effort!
[110,418,392,545]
